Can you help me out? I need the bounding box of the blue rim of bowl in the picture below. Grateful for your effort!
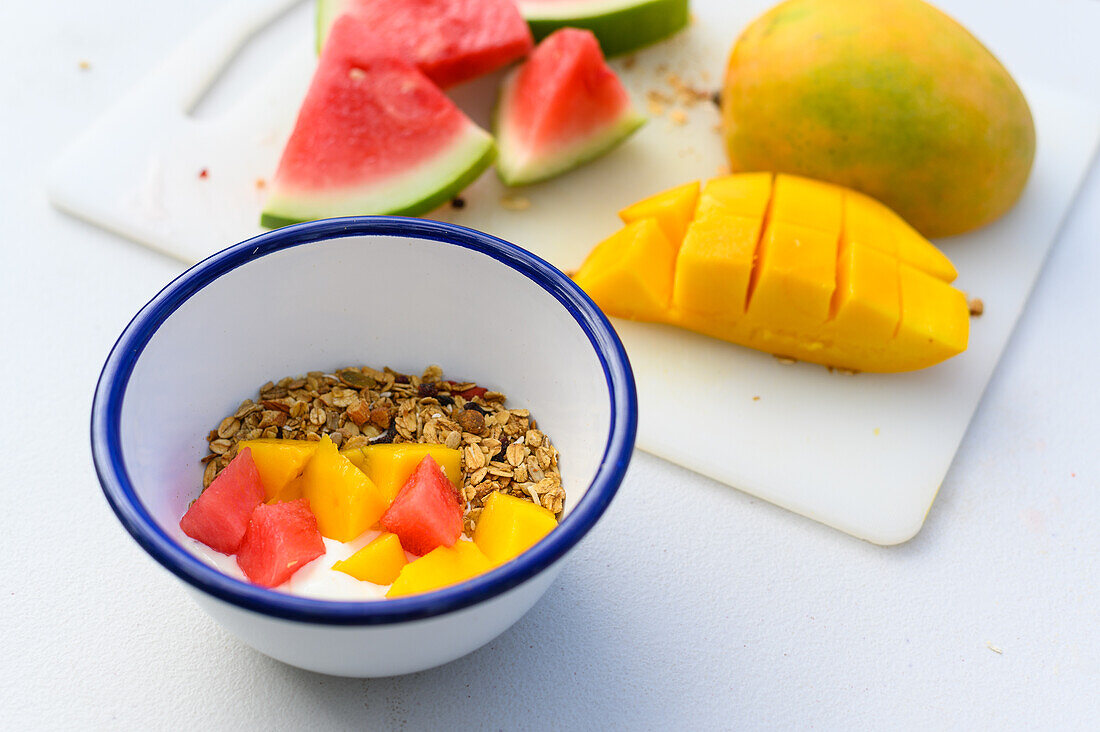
[91,216,637,625]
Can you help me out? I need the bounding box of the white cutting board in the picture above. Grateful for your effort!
[47,0,1100,544]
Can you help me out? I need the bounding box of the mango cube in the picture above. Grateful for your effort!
[770,173,843,234]
[386,541,492,598]
[473,491,558,565]
[332,532,408,585]
[238,438,318,503]
[672,209,761,320]
[571,218,676,322]
[340,443,461,502]
[747,221,839,328]
[299,435,389,542]
[695,171,772,219]
[845,190,957,282]
[618,181,699,246]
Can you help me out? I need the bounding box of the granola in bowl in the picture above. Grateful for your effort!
[183,364,566,599]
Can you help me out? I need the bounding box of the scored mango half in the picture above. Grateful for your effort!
[572,173,969,372]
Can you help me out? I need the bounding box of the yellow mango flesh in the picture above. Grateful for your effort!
[618,181,699,246]
[672,209,759,320]
[845,191,957,282]
[573,173,969,372]
[473,491,558,565]
[332,532,408,585]
[386,540,492,598]
[299,436,389,542]
[340,443,462,502]
[237,439,318,503]
[571,218,676,322]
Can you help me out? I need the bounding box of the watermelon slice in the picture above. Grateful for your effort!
[315,0,533,88]
[518,0,689,57]
[380,455,464,556]
[179,447,265,555]
[494,28,644,187]
[236,499,326,588]
[261,15,496,228]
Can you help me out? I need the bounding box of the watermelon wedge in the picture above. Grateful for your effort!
[179,448,265,555]
[518,0,689,57]
[315,0,533,89]
[494,28,645,186]
[261,15,496,228]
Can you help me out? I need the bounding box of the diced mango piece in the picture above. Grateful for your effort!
[572,218,676,322]
[831,241,900,344]
[770,174,843,234]
[618,181,699,247]
[473,492,558,565]
[695,171,773,219]
[747,221,839,328]
[332,532,408,585]
[238,438,318,503]
[386,540,492,598]
[672,210,761,320]
[341,443,461,502]
[845,190,957,282]
[299,435,389,542]
[893,263,970,368]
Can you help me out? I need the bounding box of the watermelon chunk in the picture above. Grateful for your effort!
[380,455,464,556]
[517,0,690,57]
[315,0,533,89]
[236,499,326,588]
[494,28,644,186]
[261,15,496,228]
[179,447,265,554]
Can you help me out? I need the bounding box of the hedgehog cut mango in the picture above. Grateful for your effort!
[573,173,968,372]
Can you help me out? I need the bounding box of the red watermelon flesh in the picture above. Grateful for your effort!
[261,14,496,227]
[236,499,326,588]
[380,455,464,556]
[320,0,533,88]
[180,447,265,555]
[494,27,644,186]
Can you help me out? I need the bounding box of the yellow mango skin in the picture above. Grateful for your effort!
[573,173,970,372]
[721,0,1035,238]
[386,541,493,598]
[237,439,318,503]
[332,532,408,585]
[473,492,558,565]
[341,444,462,502]
[618,181,699,246]
[571,218,676,322]
[299,436,389,542]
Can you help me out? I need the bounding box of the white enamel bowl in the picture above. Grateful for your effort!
[91,217,637,677]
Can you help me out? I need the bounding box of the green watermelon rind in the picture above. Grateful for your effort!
[493,69,646,187]
[520,0,690,57]
[260,125,496,229]
[314,0,352,53]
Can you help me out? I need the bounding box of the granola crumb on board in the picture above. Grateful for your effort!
[201,365,565,536]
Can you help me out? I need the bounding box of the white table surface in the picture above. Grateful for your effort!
[3,1,1098,729]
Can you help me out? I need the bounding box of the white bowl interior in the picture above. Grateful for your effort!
[118,233,612,572]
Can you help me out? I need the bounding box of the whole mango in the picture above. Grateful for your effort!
[721,0,1035,238]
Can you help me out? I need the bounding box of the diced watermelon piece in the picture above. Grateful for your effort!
[494,28,644,186]
[315,0,534,88]
[261,15,496,227]
[179,447,265,554]
[380,455,464,556]
[236,499,326,588]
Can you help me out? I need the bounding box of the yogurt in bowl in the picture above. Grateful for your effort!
[91,217,637,677]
